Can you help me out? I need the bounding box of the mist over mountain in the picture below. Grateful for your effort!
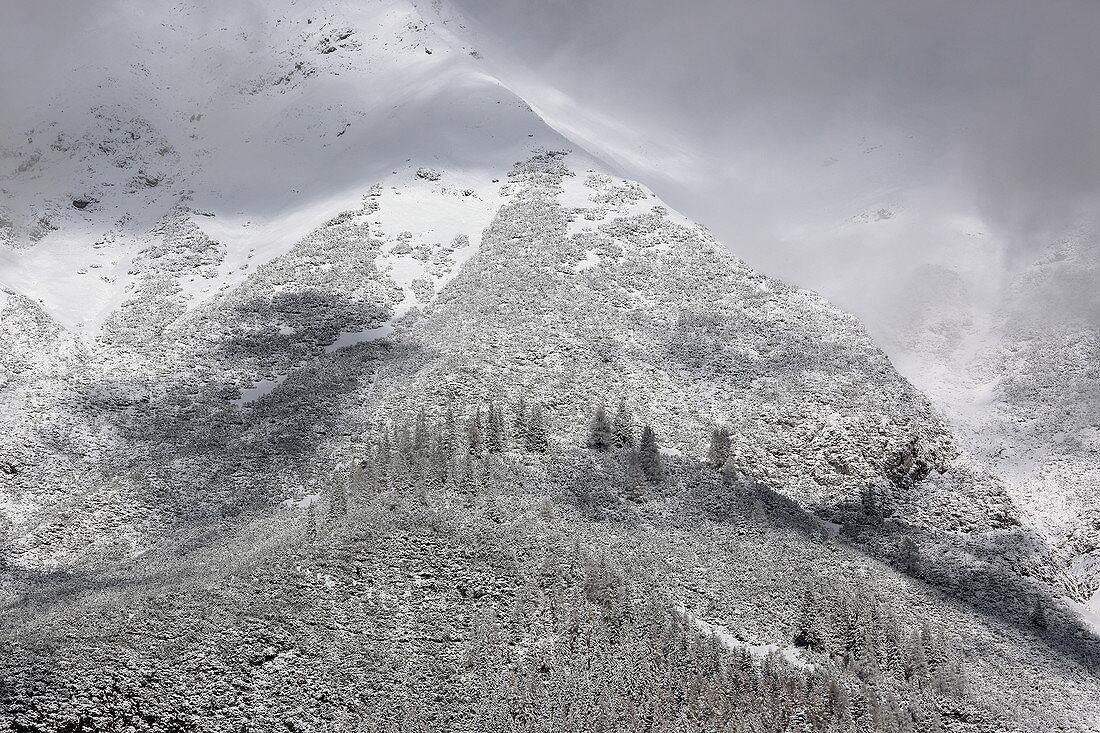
[1,2,1098,731]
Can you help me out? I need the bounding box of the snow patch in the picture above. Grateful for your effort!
[817,517,844,537]
[574,249,600,272]
[970,377,1001,407]
[325,324,395,352]
[378,254,423,288]
[280,493,322,510]
[232,374,288,406]
[0,226,140,331]
[188,195,365,311]
[0,495,37,529]
[1066,588,1100,636]
[683,610,814,669]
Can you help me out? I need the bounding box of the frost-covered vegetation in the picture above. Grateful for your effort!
[1,0,1098,725]
[886,231,1100,602]
[2,149,1099,731]
[3,395,1097,730]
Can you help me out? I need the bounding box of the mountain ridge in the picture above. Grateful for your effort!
[2,1,1099,730]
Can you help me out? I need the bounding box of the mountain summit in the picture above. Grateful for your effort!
[2,1,1098,731]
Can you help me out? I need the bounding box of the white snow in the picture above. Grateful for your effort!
[0,226,141,332]
[187,195,369,311]
[386,256,423,288]
[1065,588,1100,635]
[0,0,556,336]
[232,374,288,406]
[817,518,844,537]
[0,495,36,529]
[575,249,601,272]
[681,608,813,669]
[280,493,322,510]
[325,324,395,352]
[969,377,1001,407]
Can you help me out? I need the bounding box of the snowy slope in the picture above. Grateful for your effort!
[2,2,1099,730]
[0,0,558,568]
[0,0,549,332]
[886,224,1100,596]
[0,0,1070,610]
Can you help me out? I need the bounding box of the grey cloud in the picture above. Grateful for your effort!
[452,0,1100,252]
[445,0,1100,347]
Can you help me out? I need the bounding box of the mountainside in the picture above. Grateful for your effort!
[2,1,1098,731]
[888,225,1100,609]
[988,235,1100,603]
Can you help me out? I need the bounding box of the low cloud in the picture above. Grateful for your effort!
[451,0,1100,336]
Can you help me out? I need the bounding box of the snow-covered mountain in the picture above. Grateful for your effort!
[2,1,1098,730]
[886,223,1100,605]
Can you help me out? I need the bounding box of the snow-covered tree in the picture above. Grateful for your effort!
[467,407,484,456]
[413,408,429,457]
[638,425,662,483]
[707,425,731,468]
[306,502,318,538]
[525,405,548,453]
[441,400,457,454]
[587,404,614,452]
[329,478,348,518]
[486,401,505,453]
[623,454,647,502]
[513,395,528,442]
[612,399,634,449]
[721,452,744,483]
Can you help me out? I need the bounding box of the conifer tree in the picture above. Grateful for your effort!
[413,407,429,458]
[904,629,931,685]
[794,590,826,651]
[525,405,548,453]
[442,400,457,455]
[861,484,886,524]
[638,425,662,483]
[707,425,731,468]
[425,440,443,491]
[329,478,349,518]
[513,396,528,444]
[587,404,614,452]
[306,502,318,538]
[497,402,508,450]
[623,454,647,502]
[397,422,413,463]
[487,401,505,453]
[612,399,635,449]
[376,429,393,477]
[1029,597,1049,629]
[467,407,484,456]
[387,444,409,492]
[350,458,370,495]
[895,536,920,575]
[720,452,744,483]
[538,496,556,520]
